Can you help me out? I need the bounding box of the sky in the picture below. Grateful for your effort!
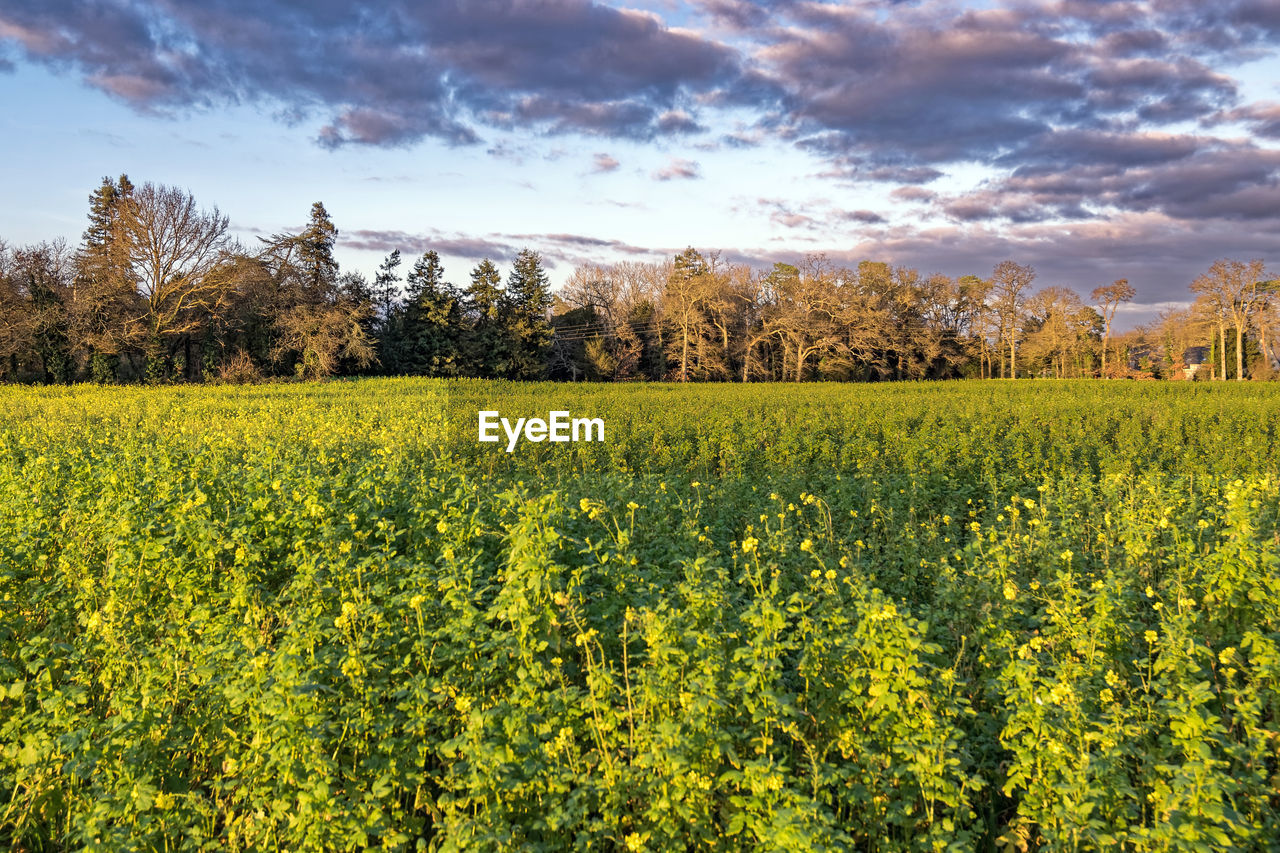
[2,0,1279,328]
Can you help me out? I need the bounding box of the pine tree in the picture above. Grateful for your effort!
[464,258,508,377]
[399,250,463,375]
[372,249,403,373]
[73,175,139,379]
[373,249,402,325]
[506,248,553,379]
[673,246,709,280]
[298,202,339,298]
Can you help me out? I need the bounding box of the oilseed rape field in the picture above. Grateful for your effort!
[2,379,1279,851]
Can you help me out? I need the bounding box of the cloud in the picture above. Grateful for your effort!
[755,1,1250,177]
[592,152,621,172]
[342,209,1280,327]
[340,227,663,271]
[891,186,936,203]
[0,0,748,146]
[345,229,518,262]
[710,212,1280,321]
[755,197,815,229]
[653,157,701,180]
[842,209,886,225]
[1214,101,1280,138]
[656,109,705,134]
[940,140,1280,223]
[5,0,1280,277]
[2,0,1275,184]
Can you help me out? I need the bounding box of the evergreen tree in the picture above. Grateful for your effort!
[673,246,710,280]
[399,250,463,376]
[73,175,139,380]
[373,249,402,326]
[298,202,339,298]
[464,258,509,377]
[372,249,403,372]
[506,248,553,379]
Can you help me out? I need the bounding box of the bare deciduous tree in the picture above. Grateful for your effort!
[1191,259,1268,381]
[121,182,234,366]
[1090,279,1135,377]
[991,261,1036,378]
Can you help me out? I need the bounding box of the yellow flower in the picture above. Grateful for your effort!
[1002,580,1017,600]
[741,537,758,554]
[824,569,836,581]
[1144,630,1158,644]
[800,538,813,552]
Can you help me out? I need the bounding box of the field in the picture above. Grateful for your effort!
[2,379,1279,851]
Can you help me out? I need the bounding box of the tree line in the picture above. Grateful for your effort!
[2,176,1277,384]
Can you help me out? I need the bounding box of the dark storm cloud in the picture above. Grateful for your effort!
[0,0,747,146]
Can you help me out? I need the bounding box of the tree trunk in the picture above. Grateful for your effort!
[1101,324,1109,377]
[1236,324,1245,381]
[795,341,804,381]
[1220,324,1227,380]
[680,325,689,382]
